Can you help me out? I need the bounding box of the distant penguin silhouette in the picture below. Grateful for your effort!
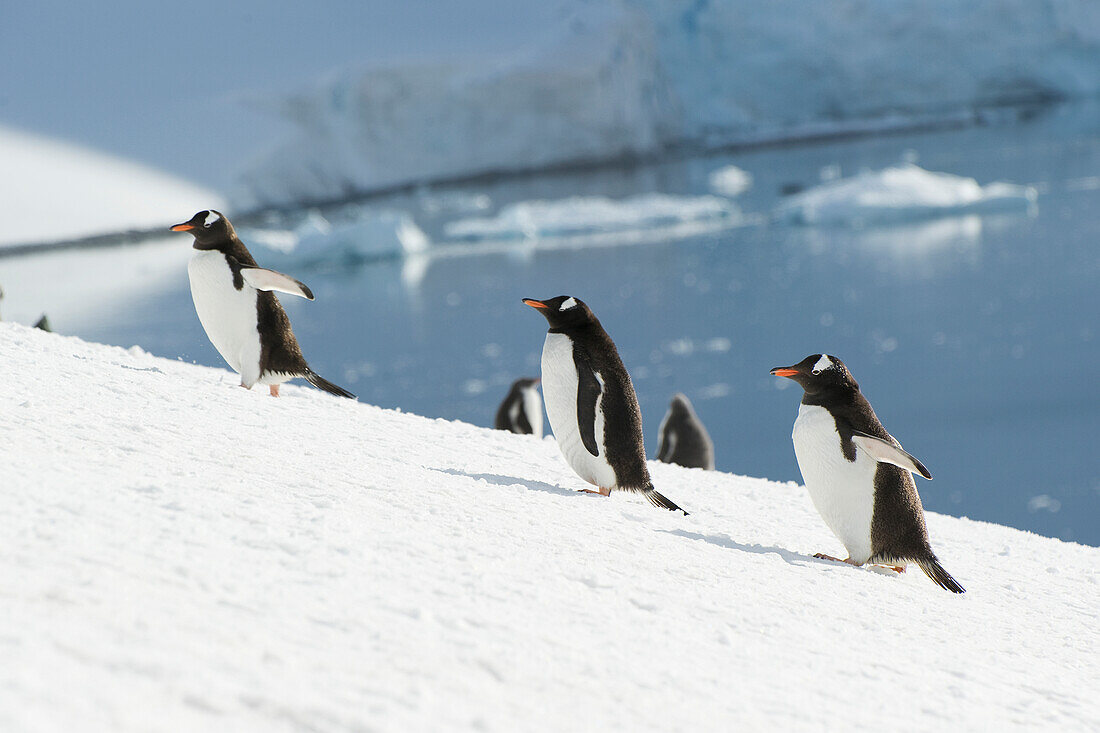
[34,314,51,332]
[495,378,543,438]
[171,210,354,399]
[524,295,686,513]
[772,354,964,593]
[656,393,714,470]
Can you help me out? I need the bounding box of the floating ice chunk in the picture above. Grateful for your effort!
[707,165,753,197]
[774,164,1037,227]
[445,194,737,242]
[1028,494,1062,513]
[247,209,429,266]
[418,190,492,216]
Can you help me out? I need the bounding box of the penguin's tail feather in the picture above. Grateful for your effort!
[915,556,965,594]
[305,370,357,399]
[643,485,688,515]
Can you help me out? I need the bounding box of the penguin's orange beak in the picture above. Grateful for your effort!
[770,367,800,378]
[523,298,549,309]
[170,223,194,231]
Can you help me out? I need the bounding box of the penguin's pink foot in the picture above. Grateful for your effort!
[239,383,251,390]
[814,553,863,566]
[579,487,612,496]
[269,384,280,397]
[885,565,906,574]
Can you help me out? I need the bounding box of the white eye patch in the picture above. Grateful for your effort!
[812,354,833,373]
[559,297,578,311]
[203,210,222,228]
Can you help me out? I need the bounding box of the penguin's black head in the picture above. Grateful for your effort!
[669,392,694,415]
[506,376,541,397]
[770,353,858,394]
[523,296,595,331]
[170,210,235,249]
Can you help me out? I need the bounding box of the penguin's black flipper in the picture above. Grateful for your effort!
[915,556,965,594]
[572,348,602,457]
[643,486,688,515]
[305,370,356,399]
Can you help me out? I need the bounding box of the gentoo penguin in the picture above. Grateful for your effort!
[494,378,544,438]
[524,296,686,513]
[771,354,964,593]
[656,393,715,470]
[171,210,354,399]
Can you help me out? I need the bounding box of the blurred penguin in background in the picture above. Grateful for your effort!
[656,393,715,470]
[495,377,543,438]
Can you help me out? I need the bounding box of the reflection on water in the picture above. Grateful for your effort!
[9,103,1098,545]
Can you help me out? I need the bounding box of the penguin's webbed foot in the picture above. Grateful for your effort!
[578,487,612,496]
[814,553,863,567]
[269,384,280,397]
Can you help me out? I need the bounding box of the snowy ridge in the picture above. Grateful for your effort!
[0,126,223,248]
[2,323,1098,730]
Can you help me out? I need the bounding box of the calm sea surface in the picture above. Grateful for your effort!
[34,104,1100,545]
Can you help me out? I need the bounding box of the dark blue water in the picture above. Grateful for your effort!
[60,104,1100,545]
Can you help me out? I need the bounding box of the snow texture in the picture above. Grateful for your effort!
[773,164,1037,227]
[234,0,1100,207]
[444,193,737,242]
[0,125,223,247]
[2,322,1098,731]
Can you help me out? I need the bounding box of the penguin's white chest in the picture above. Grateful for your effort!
[540,332,616,489]
[518,385,544,440]
[188,251,262,386]
[791,403,876,563]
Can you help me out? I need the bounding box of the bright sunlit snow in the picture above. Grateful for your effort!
[2,323,1098,731]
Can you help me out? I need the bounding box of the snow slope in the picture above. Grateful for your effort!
[3,323,1098,731]
[0,126,223,247]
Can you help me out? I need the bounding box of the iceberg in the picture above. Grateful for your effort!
[234,1,675,209]
[232,0,1100,209]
